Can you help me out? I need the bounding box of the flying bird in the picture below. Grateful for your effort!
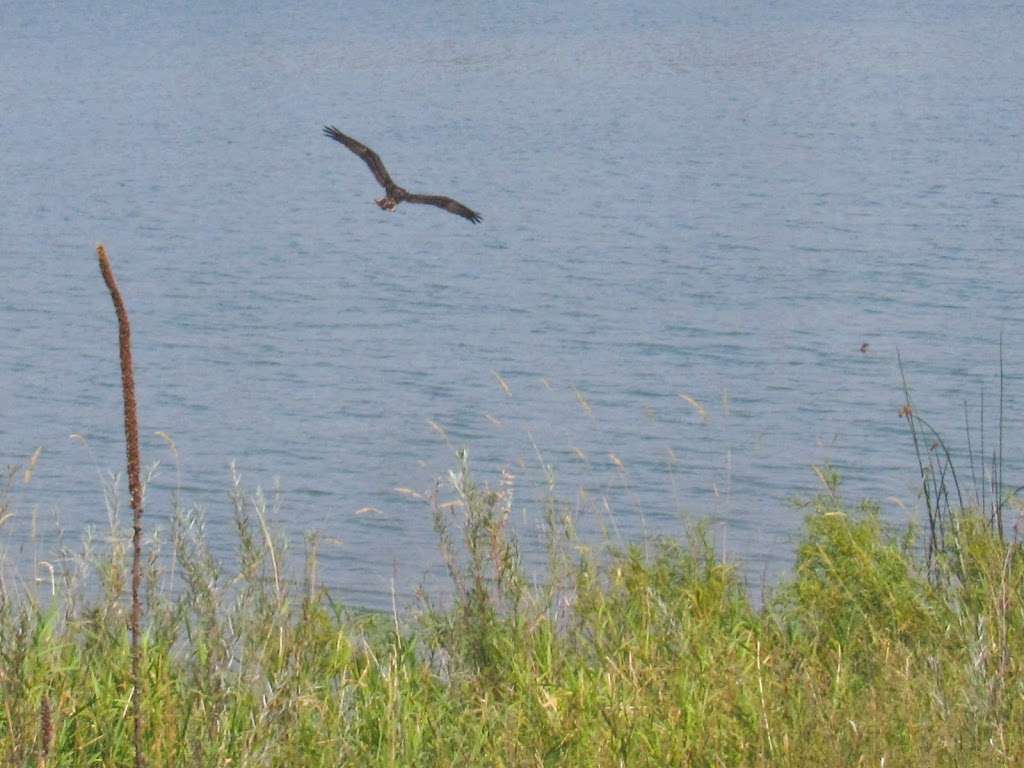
[322,126,482,223]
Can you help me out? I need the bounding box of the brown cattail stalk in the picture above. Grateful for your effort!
[96,244,144,768]
[38,694,52,767]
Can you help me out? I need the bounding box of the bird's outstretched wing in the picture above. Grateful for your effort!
[404,194,482,224]
[323,126,397,191]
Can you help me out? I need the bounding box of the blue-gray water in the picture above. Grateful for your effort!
[2,1,1022,608]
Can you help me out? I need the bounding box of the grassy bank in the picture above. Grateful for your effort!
[1,453,1021,767]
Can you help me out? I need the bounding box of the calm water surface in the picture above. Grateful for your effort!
[2,1,1022,608]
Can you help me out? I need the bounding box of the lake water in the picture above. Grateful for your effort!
[2,1,1022,609]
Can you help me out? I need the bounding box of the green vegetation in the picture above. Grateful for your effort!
[1,451,1021,767]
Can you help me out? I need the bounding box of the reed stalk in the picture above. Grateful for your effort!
[96,244,144,768]
[38,694,51,767]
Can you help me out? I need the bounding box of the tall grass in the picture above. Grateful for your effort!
[2,256,1020,763]
[1,447,1021,765]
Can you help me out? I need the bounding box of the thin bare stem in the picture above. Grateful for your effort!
[911,413,964,511]
[981,388,986,524]
[997,334,1005,540]
[898,352,937,571]
[964,400,981,510]
[96,244,144,768]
